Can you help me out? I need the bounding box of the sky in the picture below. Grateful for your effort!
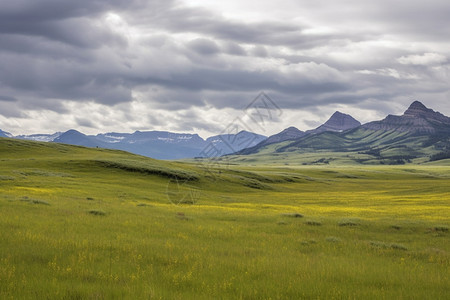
[0,0,449,138]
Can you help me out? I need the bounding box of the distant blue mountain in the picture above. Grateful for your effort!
[54,130,103,148]
[206,131,266,156]
[0,129,12,138]
[95,131,208,160]
[16,129,268,160]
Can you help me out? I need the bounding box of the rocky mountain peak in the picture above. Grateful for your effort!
[408,100,427,110]
[362,101,450,134]
[327,111,360,125]
[313,111,361,133]
[404,101,434,117]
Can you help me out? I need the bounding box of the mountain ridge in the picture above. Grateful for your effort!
[2,100,449,162]
[237,110,361,155]
[362,101,450,134]
[231,101,450,165]
[5,129,266,160]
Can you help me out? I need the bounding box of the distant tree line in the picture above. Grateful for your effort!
[359,149,381,157]
[429,150,450,162]
[422,134,450,149]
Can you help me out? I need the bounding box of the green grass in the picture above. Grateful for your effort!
[0,138,449,299]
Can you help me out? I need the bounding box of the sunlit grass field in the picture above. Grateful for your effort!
[1,138,449,299]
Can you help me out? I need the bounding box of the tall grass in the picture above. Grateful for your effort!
[0,138,449,298]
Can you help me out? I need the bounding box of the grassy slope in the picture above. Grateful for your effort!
[0,138,449,299]
[224,128,448,166]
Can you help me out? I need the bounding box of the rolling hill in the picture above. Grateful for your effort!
[0,135,449,299]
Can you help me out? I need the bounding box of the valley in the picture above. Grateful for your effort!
[0,138,448,298]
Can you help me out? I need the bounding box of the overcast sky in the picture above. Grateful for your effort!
[0,0,449,137]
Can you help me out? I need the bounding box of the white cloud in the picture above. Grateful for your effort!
[397,53,447,66]
[356,68,419,80]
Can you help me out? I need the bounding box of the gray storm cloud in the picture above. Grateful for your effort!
[0,0,449,135]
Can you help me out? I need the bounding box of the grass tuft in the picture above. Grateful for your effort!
[338,219,360,227]
[176,212,189,220]
[390,243,408,251]
[301,239,318,245]
[281,213,304,218]
[325,236,341,243]
[19,197,50,205]
[431,226,449,232]
[31,199,50,205]
[87,210,106,216]
[370,241,408,251]
[305,220,322,226]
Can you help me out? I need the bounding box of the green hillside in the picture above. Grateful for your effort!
[232,100,450,166]
[1,138,449,299]
[224,128,450,166]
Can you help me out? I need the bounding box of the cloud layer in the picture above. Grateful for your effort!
[0,0,449,136]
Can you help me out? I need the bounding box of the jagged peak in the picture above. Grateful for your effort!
[323,111,361,126]
[404,100,434,116]
[330,111,346,117]
[407,100,428,110]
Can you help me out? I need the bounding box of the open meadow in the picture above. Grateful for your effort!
[0,138,449,299]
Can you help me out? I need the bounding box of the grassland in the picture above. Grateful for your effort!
[0,138,449,299]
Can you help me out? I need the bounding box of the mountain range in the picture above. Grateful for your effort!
[5,128,267,160]
[1,101,449,162]
[361,101,450,134]
[238,111,361,155]
[232,101,450,165]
